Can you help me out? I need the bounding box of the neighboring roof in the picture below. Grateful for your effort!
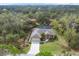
[37,25,51,29]
[30,19,36,21]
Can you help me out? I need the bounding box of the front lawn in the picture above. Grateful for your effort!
[37,41,67,56]
[0,44,30,56]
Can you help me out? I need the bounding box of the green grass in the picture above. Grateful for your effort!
[0,44,30,55]
[22,45,30,54]
[37,41,67,56]
[0,44,20,55]
[37,34,73,56]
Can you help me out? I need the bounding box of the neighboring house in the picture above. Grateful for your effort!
[69,21,79,32]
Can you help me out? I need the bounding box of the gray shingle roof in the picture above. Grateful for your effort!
[31,28,55,38]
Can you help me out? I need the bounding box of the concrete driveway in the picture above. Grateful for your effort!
[27,38,40,56]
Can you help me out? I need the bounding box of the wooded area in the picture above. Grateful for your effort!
[0,5,79,55]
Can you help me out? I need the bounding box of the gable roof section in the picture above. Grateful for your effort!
[31,31,41,38]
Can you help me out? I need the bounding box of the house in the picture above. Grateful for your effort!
[31,32,41,39]
[29,25,56,42]
[30,19,36,22]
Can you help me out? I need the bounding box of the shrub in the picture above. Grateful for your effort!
[36,51,52,56]
[5,33,19,42]
[19,31,26,38]
[40,33,45,41]
[64,28,79,48]
[0,36,4,42]
[0,44,21,55]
